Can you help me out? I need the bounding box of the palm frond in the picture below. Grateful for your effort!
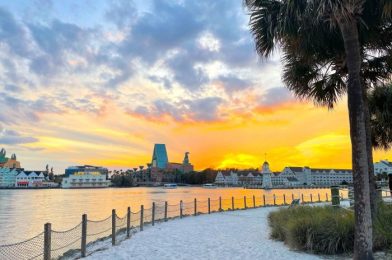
[369,84,392,149]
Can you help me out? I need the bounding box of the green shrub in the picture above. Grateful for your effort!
[268,204,392,255]
[268,210,290,241]
[374,203,392,250]
[269,206,355,254]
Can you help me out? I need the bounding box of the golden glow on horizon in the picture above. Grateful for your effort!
[11,98,391,172]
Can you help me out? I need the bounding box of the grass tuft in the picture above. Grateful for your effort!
[268,204,392,255]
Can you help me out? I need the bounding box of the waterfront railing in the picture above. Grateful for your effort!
[0,188,390,260]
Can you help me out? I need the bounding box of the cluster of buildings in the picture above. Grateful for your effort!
[148,144,194,183]
[215,161,356,188]
[151,144,194,173]
[60,144,194,188]
[0,149,57,188]
[2,141,391,189]
[0,143,194,189]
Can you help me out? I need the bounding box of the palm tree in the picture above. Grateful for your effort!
[245,1,392,258]
[369,85,392,150]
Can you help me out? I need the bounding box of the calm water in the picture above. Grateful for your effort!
[0,187,334,245]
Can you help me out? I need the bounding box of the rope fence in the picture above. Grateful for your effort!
[1,187,391,260]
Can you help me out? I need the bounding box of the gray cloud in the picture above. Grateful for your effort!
[0,1,261,91]
[105,0,137,29]
[259,87,294,106]
[107,0,258,89]
[218,75,252,93]
[0,0,274,122]
[166,50,209,90]
[187,97,222,121]
[0,8,33,57]
[131,97,223,122]
[0,90,106,126]
[0,127,38,145]
[28,19,93,76]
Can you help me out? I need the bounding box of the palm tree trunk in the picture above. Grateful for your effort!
[338,19,374,260]
[363,89,378,219]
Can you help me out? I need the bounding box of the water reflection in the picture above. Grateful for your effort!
[0,187,336,244]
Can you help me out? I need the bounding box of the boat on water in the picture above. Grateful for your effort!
[163,183,177,189]
[202,183,217,189]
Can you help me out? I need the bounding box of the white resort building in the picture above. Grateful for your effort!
[215,171,239,186]
[310,168,352,185]
[15,171,47,187]
[238,172,262,185]
[215,160,355,188]
[0,168,19,187]
[0,168,57,188]
[278,166,352,186]
[61,165,110,188]
[261,163,301,188]
[374,159,392,175]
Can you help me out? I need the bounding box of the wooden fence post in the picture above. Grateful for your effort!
[310,194,313,203]
[326,193,329,202]
[318,193,321,202]
[81,214,87,257]
[140,205,144,231]
[253,195,256,208]
[283,194,286,205]
[194,198,197,216]
[112,209,116,246]
[232,196,234,210]
[301,194,304,203]
[273,194,276,206]
[244,196,247,209]
[219,197,222,211]
[292,193,294,201]
[44,223,51,260]
[164,202,168,222]
[180,200,183,218]
[126,207,131,238]
[263,194,266,206]
[152,202,155,226]
[208,198,211,214]
[331,186,340,206]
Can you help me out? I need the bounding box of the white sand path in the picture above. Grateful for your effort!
[86,207,322,260]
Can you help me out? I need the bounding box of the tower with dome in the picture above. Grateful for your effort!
[261,161,273,189]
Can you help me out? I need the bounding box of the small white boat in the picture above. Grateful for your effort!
[202,183,217,189]
[163,183,177,189]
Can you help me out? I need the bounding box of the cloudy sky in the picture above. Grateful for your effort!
[0,0,389,173]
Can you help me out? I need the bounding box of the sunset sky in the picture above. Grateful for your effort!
[0,0,390,173]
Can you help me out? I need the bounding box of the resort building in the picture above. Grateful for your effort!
[277,165,352,186]
[150,144,194,175]
[216,160,355,188]
[15,171,47,187]
[0,167,58,188]
[0,168,19,187]
[280,167,312,185]
[215,171,239,186]
[260,161,301,187]
[238,172,262,185]
[166,152,194,173]
[151,144,169,169]
[374,159,392,175]
[0,148,21,168]
[310,168,352,185]
[61,165,110,188]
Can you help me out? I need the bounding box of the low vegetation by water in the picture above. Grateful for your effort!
[268,204,392,255]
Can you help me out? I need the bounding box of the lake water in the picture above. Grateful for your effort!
[0,187,336,245]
